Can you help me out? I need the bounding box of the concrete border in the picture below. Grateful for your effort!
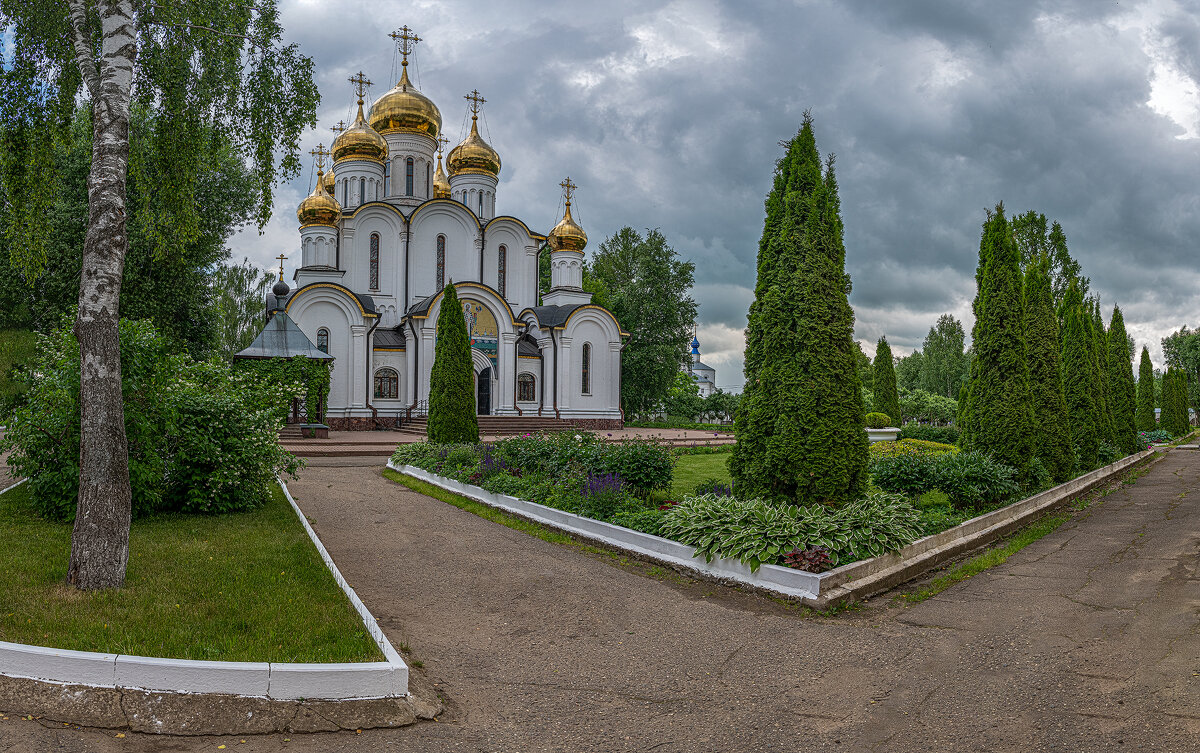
[0,478,408,704]
[390,447,1159,608]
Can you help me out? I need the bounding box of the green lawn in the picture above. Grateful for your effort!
[669,453,732,499]
[0,482,382,663]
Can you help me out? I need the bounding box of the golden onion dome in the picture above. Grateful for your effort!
[433,154,451,198]
[332,98,387,164]
[547,201,587,252]
[369,66,441,138]
[297,169,341,227]
[447,116,501,177]
[322,167,336,196]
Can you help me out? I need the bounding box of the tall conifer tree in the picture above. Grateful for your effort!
[962,204,1035,472]
[427,284,479,444]
[1106,306,1137,454]
[732,124,867,504]
[872,336,901,426]
[1162,368,1189,436]
[1022,258,1073,481]
[1091,303,1115,445]
[1136,347,1157,431]
[1062,300,1099,469]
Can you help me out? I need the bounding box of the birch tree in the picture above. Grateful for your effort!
[0,0,318,588]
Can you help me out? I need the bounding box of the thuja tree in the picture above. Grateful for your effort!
[428,284,479,444]
[1136,347,1157,431]
[1106,306,1138,454]
[1161,368,1190,437]
[872,336,901,426]
[961,204,1034,473]
[1090,303,1115,445]
[0,0,318,589]
[1062,301,1099,469]
[1022,258,1073,482]
[732,117,867,504]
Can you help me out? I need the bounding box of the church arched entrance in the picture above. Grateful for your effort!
[476,367,492,415]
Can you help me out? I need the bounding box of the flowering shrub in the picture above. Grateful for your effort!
[691,478,734,497]
[1,318,302,520]
[580,472,628,519]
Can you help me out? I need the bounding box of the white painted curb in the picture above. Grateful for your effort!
[0,478,407,700]
[388,461,823,600]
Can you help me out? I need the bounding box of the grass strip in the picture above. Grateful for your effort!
[0,481,381,663]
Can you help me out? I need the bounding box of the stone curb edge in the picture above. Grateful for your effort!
[0,478,406,700]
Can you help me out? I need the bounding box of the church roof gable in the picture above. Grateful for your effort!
[234,311,333,360]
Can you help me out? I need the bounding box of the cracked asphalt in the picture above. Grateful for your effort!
[3,449,1199,751]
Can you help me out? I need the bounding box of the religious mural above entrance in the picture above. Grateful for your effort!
[462,298,498,367]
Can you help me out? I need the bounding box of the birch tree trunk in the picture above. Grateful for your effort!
[66,0,137,590]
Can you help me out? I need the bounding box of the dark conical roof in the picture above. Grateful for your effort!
[233,311,333,360]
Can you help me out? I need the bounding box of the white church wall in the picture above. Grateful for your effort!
[482,221,534,308]
[560,311,621,418]
[288,296,357,413]
[347,206,404,295]
[408,204,481,302]
[370,351,406,410]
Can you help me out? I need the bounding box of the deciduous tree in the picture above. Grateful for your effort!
[919,314,968,399]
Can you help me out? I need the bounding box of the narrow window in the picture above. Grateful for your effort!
[360,178,366,205]
[436,235,446,289]
[518,373,535,402]
[384,161,390,196]
[406,157,414,196]
[374,368,399,399]
[317,328,329,354]
[478,192,484,215]
[426,163,431,197]
[369,233,380,290]
[581,343,591,395]
[342,180,347,206]
[498,244,507,297]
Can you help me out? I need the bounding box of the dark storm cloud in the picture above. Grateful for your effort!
[233,0,1200,387]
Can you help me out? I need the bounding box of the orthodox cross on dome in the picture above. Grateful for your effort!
[331,119,347,136]
[437,133,449,156]
[389,25,421,67]
[559,176,577,206]
[309,143,330,173]
[348,71,372,103]
[276,253,287,281]
[464,89,486,119]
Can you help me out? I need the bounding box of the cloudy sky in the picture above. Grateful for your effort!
[230,0,1200,390]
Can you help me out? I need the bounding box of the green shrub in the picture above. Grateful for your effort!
[869,439,958,460]
[590,439,674,492]
[899,423,960,445]
[869,455,933,496]
[1096,441,1122,467]
[870,450,1019,508]
[865,412,893,429]
[1,318,301,520]
[608,508,667,535]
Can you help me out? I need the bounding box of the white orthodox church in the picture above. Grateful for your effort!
[266,28,626,429]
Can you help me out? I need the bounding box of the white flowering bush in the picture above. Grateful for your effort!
[0,317,302,520]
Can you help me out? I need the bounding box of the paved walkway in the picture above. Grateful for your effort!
[4,450,1200,751]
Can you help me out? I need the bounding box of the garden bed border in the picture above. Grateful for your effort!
[0,476,417,734]
[390,447,1158,608]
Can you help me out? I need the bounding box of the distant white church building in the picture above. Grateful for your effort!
[685,335,718,397]
[270,28,626,429]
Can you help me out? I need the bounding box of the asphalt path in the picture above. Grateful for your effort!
[3,449,1200,751]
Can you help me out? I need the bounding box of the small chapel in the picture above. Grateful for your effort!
[256,26,626,430]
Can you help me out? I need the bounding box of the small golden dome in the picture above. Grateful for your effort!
[548,201,587,252]
[322,168,336,196]
[433,154,451,198]
[447,116,501,177]
[369,67,441,138]
[297,169,341,227]
[332,98,387,164]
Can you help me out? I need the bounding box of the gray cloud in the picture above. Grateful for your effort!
[229,0,1200,387]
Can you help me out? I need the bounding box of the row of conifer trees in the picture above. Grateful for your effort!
[957,204,1151,484]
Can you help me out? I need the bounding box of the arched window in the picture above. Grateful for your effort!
[342,180,347,207]
[478,192,484,215]
[518,373,535,403]
[498,244,507,297]
[384,160,390,196]
[360,178,366,205]
[406,157,414,196]
[374,368,399,399]
[369,233,380,290]
[426,163,431,197]
[436,235,446,289]
[317,328,329,354]
[581,343,591,395]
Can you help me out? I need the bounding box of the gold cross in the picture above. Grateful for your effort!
[559,176,576,205]
[389,25,421,65]
[276,253,287,281]
[437,134,450,156]
[331,119,347,135]
[348,71,372,101]
[464,89,486,117]
[309,144,330,172]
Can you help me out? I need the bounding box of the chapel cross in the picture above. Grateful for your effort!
[276,253,287,281]
[310,143,330,173]
[331,119,347,135]
[559,176,577,205]
[389,25,421,66]
[348,71,372,102]
[464,89,486,117]
[437,133,450,156]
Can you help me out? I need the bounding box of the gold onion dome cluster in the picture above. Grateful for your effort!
[369,67,442,138]
[322,167,336,195]
[447,117,501,177]
[332,98,387,163]
[297,169,341,227]
[548,202,587,252]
